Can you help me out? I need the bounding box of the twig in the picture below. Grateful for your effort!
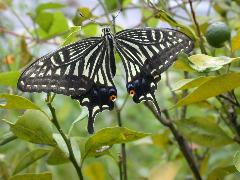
[97,0,112,23]
[218,94,240,108]
[116,101,128,180]
[188,0,207,54]
[165,71,179,118]
[46,94,84,180]
[144,102,202,180]
[0,27,58,45]
[181,72,189,119]
[0,134,17,146]
[9,6,32,36]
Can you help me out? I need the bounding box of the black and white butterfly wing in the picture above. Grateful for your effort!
[18,37,102,95]
[18,36,117,134]
[115,28,194,104]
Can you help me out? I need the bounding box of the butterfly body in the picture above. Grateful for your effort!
[18,27,194,133]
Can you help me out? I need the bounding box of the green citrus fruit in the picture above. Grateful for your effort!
[205,22,231,48]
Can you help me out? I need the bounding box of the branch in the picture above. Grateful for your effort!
[0,27,58,45]
[144,102,202,180]
[46,94,84,180]
[188,0,207,54]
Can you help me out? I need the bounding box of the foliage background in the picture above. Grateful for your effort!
[0,0,240,179]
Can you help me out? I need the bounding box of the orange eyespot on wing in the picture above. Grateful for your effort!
[129,89,136,97]
[109,94,117,102]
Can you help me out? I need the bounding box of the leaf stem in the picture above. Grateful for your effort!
[144,101,202,180]
[46,94,84,180]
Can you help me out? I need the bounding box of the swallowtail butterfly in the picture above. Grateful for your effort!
[17,28,194,134]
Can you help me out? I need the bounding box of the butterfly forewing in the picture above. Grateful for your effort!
[18,37,111,96]
[115,28,194,83]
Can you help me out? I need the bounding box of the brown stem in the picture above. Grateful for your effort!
[145,102,202,180]
[46,95,84,180]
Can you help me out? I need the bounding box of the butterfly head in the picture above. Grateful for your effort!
[127,75,156,103]
[102,28,111,35]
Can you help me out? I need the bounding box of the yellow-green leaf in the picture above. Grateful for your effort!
[173,52,195,72]
[172,76,214,91]
[13,148,50,174]
[82,23,99,37]
[151,130,170,149]
[9,172,52,180]
[175,73,240,107]
[232,31,240,52]
[175,116,234,147]
[0,94,41,111]
[9,110,55,145]
[155,10,197,40]
[36,2,65,14]
[207,165,237,180]
[72,7,93,26]
[234,151,240,172]
[85,127,150,157]
[149,161,179,180]
[47,147,69,165]
[0,71,20,87]
[83,162,106,180]
[188,54,240,72]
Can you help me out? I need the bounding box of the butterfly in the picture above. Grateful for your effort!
[17,27,194,134]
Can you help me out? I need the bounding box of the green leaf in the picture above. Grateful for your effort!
[62,26,81,46]
[104,0,118,11]
[47,147,69,165]
[175,116,234,147]
[151,130,170,149]
[0,71,20,87]
[188,54,240,72]
[85,127,150,157]
[0,94,41,111]
[10,110,55,145]
[53,133,69,157]
[47,11,69,38]
[82,23,99,37]
[175,73,240,107]
[172,76,214,91]
[72,7,93,26]
[35,12,54,32]
[207,165,237,180]
[36,2,65,14]
[9,172,52,180]
[13,148,50,174]
[37,11,69,39]
[234,151,240,172]
[71,137,81,166]
[143,9,158,27]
